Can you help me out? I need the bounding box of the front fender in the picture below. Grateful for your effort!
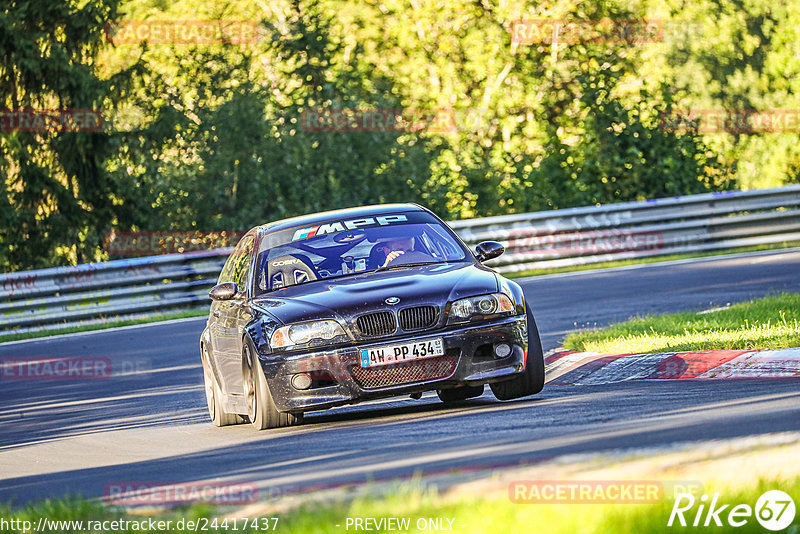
[498,277,527,315]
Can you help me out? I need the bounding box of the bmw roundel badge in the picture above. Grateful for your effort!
[385,297,400,305]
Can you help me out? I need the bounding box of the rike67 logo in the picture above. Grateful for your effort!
[668,490,795,531]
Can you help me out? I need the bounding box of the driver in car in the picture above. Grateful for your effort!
[378,236,415,268]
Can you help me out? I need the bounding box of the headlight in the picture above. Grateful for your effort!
[447,293,515,324]
[270,320,347,349]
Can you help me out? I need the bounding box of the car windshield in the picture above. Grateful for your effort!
[253,211,468,294]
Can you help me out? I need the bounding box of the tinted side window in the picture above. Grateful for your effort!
[230,235,254,292]
[217,252,237,284]
[218,235,253,285]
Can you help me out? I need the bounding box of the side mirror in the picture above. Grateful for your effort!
[209,282,240,301]
[475,241,504,262]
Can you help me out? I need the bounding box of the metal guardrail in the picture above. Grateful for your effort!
[454,185,800,272]
[0,251,229,334]
[3,185,800,334]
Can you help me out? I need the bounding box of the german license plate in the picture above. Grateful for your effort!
[359,338,444,368]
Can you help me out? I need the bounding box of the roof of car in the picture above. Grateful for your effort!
[252,203,429,235]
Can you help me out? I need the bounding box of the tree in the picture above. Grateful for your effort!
[106,0,438,240]
[0,0,141,270]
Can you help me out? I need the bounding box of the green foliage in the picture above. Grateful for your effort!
[0,0,135,270]
[105,0,437,236]
[2,0,794,270]
[653,0,800,188]
[542,82,731,206]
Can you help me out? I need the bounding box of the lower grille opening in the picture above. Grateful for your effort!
[350,355,457,389]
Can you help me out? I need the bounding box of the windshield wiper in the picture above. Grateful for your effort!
[375,261,439,273]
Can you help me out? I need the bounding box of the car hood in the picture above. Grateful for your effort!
[250,262,499,325]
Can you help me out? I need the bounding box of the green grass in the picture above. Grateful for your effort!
[564,292,800,354]
[0,309,207,344]
[506,241,800,279]
[1,478,798,533]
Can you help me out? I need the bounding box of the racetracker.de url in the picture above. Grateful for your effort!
[0,517,279,532]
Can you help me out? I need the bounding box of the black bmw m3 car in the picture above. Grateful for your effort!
[200,204,544,429]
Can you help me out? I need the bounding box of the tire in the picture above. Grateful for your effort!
[242,342,303,430]
[201,345,243,427]
[490,304,545,401]
[437,384,484,403]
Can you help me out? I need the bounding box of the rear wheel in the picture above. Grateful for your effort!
[243,342,303,430]
[437,384,484,403]
[201,345,243,426]
[490,304,545,401]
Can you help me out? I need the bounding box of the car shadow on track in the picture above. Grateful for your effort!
[303,395,500,425]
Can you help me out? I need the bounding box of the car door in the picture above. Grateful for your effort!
[216,234,255,395]
[208,246,238,365]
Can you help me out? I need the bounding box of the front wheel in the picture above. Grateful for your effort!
[243,342,303,430]
[490,304,545,401]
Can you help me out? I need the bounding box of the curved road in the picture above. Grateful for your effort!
[1,249,800,505]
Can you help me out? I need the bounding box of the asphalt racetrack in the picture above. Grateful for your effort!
[2,249,800,505]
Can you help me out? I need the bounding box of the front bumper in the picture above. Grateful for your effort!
[258,315,528,412]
